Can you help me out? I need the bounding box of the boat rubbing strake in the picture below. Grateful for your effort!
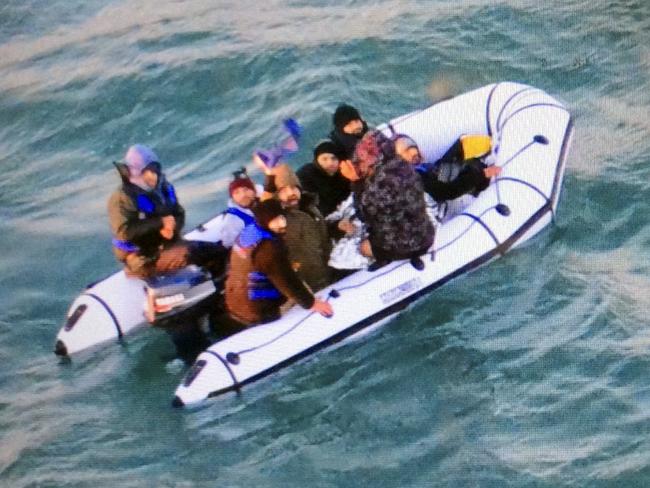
[172,82,574,407]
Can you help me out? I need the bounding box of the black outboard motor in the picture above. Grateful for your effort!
[144,265,216,325]
[143,265,220,363]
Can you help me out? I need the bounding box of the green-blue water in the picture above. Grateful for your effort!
[2,1,650,486]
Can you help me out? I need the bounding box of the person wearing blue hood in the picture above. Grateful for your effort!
[108,144,228,279]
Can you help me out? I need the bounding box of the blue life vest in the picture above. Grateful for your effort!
[112,237,140,253]
[112,180,178,253]
[236,224,282,301]
[133,182,177,218]
[224,207,255,226]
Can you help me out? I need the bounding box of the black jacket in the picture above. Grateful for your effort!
[296,162,351,217]
[329,121,368,160]
[417,159,490,203]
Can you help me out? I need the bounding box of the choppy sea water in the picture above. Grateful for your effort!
[1,0,650,486]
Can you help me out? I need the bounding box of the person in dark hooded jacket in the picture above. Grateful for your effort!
[329,104,369,161]
[108,144,227,279]
[296,140,351,217]
[393,134,501,203]
[349,132,434,271]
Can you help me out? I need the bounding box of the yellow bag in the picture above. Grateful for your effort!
[460,135,491,160]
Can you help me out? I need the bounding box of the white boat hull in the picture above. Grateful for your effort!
[173,82,574,406]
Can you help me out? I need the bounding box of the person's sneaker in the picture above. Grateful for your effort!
[410,256,425,271]
[367,260,389,272]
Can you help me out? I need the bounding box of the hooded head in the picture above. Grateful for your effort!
[350,131,394,179]
[125,144,158,176]
[312,140,341,176]
[333,104,364,135]
[394,134,422,164]
[120,144,160,189]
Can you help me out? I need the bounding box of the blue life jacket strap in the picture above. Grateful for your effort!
[112,238,140,253]
[247,270,282,300]
[237,223,274,248]
[225,207,256,226]
[163,182,177,206]
[136,194,156,214]
[248,287,282,300]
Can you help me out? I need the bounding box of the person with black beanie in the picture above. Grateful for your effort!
[296,139,351,217]
[329,103,369,161]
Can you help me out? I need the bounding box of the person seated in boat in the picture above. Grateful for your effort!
[296,140,351,218]
[108,144,228,279]
[208,168,259,249]
[329,103,369,161]
[224,199,333,328]
[347,131,434,271]
[322,191,372,271]
[255,157,335,292]
[319,139,380,272]
[394,134,502,203]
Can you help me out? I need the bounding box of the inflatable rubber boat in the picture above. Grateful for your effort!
[55,223,229,358]
[171,81,574,407]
